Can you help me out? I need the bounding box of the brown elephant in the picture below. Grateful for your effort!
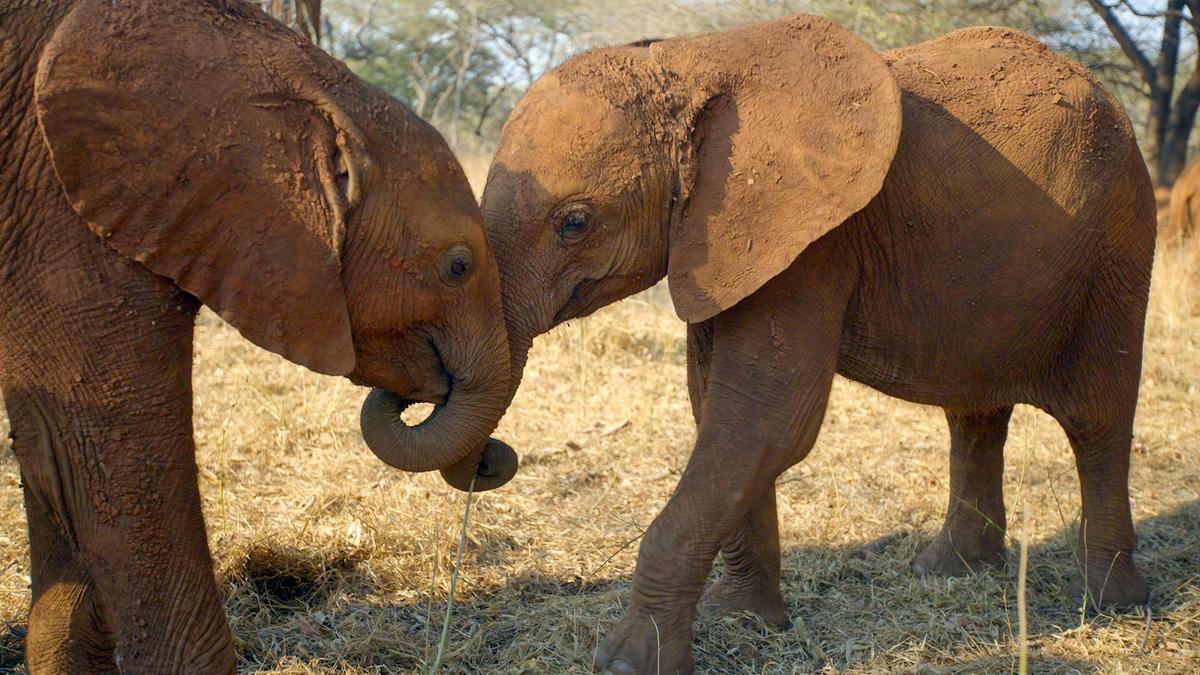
[479,16,1156,673]
[1,0,516,671]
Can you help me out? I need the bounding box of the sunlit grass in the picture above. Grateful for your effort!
[0,174,1195,670]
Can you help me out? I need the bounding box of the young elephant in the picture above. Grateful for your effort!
[2,0,514,671]
[481,15,1156,673]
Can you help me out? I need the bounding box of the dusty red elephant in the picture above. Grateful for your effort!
[480,16,1156,673]
[1,0,515,671]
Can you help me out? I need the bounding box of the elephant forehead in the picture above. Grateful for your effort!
[501,83,640,177]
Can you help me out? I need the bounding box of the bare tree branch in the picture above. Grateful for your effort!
[1085,0,1158,86]
[1186,0,1200,31]
[1109,0,1189,19]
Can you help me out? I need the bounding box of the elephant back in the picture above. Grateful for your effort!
[883,27,1137,220]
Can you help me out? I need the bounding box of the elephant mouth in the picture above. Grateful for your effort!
[553,279,597,325]
[402,334,453,407]
[553,274,644,326]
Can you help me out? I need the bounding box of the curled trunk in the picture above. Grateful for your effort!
[438,437,519,491]
[437,326,534,492]
[359,331,516,491]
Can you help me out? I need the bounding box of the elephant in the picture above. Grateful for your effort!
[1,0,516,671]
[479,15,1156,673]
[1168,155,1200,245]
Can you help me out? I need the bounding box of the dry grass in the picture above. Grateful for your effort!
[0,225,1197,672]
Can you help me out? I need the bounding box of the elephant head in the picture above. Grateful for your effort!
[34,0,515,489]
[481,15,902,411]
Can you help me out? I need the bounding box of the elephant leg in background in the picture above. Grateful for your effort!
[594,246,854,674]
[23,483,117,674]
[912,407,1012,577]
[704,489,788,627]
[686,321,790,628]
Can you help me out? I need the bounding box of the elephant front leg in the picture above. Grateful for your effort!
[912,407,1012,577]
[687,322,789,628]
[4,287,235,672]
[594,272,849,674]
[23,484,117,674]
[10,387,236,674]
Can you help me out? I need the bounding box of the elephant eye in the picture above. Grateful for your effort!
[438,245,474,286]
[556,209,590,241]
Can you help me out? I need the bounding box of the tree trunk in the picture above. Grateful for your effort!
[450,5,481,149]
[259,0,321,44]
[1085,0,1200,187]
[1147,0,1186,185]
[1163,82,1200,181]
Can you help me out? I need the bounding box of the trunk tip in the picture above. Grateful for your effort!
[439,437,519,492]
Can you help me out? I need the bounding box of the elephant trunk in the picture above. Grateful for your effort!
[500,322,535,410]
[437,437,519,491]
[359,331,517,491]
[437,318,535,491]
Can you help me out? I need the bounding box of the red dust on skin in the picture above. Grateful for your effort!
[1,0,512,671]
[482,16,1156,674]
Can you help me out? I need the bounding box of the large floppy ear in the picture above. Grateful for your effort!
[34,0,365,375]
[650,15,902,323]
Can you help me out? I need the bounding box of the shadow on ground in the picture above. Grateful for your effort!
[0,501,1193,673]
[227,499,1200,672]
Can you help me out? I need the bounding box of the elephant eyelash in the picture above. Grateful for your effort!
[554,213,591,245]
[333,147,350,196]
[549,200,594,238]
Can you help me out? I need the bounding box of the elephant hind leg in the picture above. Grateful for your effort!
[23,483,117,674]
[1050,401,1147,608]
[1040,244,1150,608]
[1046,387,1147,608]
[703,486,790,628]
[912,406,1012,577]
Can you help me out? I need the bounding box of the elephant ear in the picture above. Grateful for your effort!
[34,0,364,375]
[650,15,902,323]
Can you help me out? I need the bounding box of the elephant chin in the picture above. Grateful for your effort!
[438,438,520,492]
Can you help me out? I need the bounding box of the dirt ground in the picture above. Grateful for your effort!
[0,221,1197,671]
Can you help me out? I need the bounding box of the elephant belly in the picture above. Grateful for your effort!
[837,258,1088,410]
[835,158,1113,408]
[835,169,1106,408]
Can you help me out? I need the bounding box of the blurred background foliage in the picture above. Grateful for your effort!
[258,1,1200,186]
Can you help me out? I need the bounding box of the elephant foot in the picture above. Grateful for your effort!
[1069,552,1147,609]
[911,530,1005,577]
[701,574,790,628]
[593,606,693,674]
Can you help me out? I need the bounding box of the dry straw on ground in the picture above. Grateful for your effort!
[0,192,1197,672]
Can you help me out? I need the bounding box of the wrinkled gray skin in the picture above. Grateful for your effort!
[482,17,1155,674]
[1,0,514,671]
